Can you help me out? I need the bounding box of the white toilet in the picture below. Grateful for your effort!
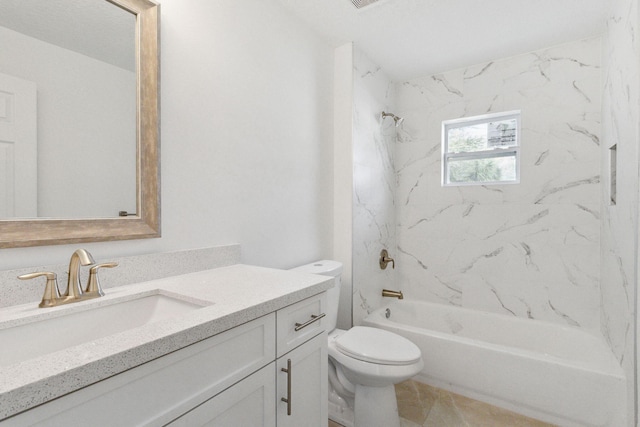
[292,260,423,427]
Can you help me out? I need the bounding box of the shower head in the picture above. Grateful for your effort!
[381,111,404,127]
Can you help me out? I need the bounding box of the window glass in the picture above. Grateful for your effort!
[442,111,520,186]
[446,156,517,184]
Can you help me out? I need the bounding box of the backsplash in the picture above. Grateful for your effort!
[0,245,240,308]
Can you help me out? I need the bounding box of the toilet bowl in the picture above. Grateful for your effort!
[292,260,423,427]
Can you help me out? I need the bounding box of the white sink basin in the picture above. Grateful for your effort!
[0,290,210,367]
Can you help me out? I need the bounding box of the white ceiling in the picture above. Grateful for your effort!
[277,0,609,81]
[0,0,608,80]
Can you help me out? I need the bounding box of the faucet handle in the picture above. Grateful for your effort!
[85,262,118,297]
[18,271,60,308]
[379,249,395,270]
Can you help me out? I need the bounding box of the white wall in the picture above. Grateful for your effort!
[0,0,334,271]
[333,43,355,329]
[394,38,602,329]
[601,0,639,424]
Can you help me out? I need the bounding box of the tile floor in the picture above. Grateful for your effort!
[328,380,556,427]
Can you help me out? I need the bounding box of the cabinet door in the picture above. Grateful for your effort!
[277,332,327,427]
[168,363,276,427]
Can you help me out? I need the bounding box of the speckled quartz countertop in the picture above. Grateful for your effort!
[0,264,332,420]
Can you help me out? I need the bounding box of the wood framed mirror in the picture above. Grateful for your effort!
[0,0,160,248]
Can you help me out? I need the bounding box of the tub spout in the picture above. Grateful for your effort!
[382,289,403,299]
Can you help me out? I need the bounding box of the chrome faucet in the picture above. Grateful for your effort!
[65,249,95,300]
[18,249,117,308]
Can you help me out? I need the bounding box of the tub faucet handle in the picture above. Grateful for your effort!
[380,249,395,269]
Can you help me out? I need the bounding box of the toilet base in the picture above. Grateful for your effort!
[354,384,400,427]
[329,384,400,427]
[329,399,354,427]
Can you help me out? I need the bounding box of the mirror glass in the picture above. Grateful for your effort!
[0,0,160,248]
[0,0,136,219]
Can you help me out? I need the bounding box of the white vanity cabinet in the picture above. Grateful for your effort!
[1,291,327,427]
[173,292,328,427]
[2,313,277,427]
[276,293,328,427]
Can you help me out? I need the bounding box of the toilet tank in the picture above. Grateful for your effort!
[290,260,343,332]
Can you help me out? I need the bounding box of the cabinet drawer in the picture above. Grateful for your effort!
[2,313,276,427]
[276,293,326,357]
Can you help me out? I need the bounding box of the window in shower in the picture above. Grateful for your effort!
[442,111,520,186]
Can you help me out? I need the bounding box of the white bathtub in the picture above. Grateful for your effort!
[362,300,626,427]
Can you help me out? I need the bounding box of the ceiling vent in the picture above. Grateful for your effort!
[350,0,382,9]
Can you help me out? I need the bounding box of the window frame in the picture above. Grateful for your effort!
[441,110,521,187]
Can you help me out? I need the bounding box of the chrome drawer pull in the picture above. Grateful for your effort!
[281,359,292,415]
[294,313,326,331]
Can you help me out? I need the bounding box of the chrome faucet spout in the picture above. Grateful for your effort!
[65,249,95,299]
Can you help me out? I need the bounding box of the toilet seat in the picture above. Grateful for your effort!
[334,326,421,366]
[328,327,424,388]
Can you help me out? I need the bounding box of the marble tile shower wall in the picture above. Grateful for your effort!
[352,48,397,325]
[394,38,602,329]
[601,0,639,423]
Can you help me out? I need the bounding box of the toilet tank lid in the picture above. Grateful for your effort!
[290,260,343,277]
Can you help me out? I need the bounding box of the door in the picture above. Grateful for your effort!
[0,72,37,217]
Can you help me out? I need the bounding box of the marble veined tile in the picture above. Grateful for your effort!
[395,37,602,329]
[354,47,395,104]
[331,380,555,426]
[396,380,556,427]
[352,47,397,326]
[396,201,600,327]
[395,69,465,112]
[600,3,639,424]
[396,379,439,425]
[600,7,638,424]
